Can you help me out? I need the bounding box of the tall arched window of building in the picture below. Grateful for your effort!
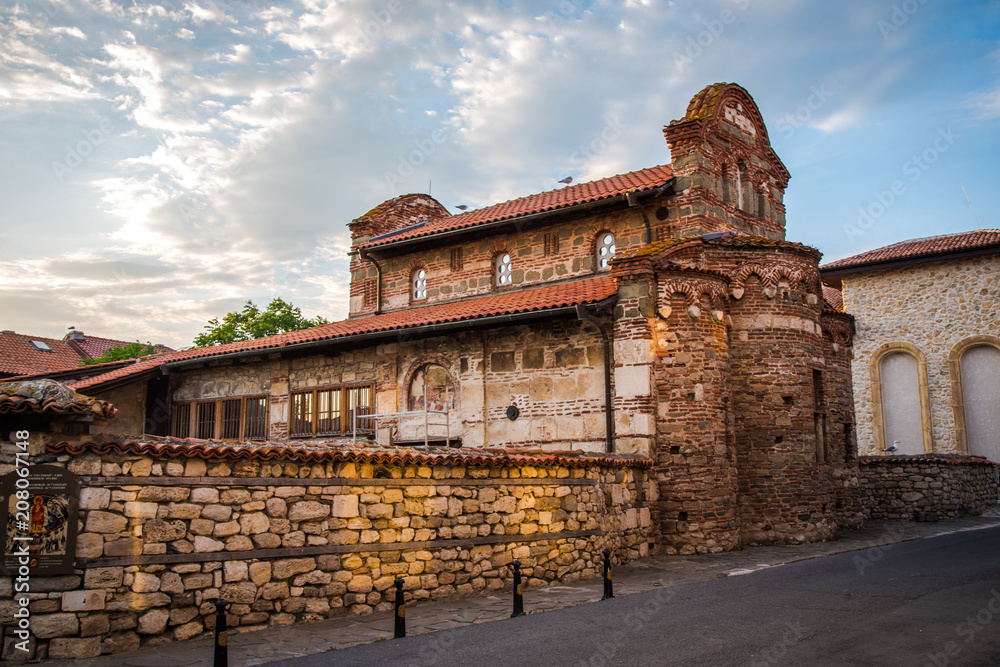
[412,268,426,301]
[495,252,512,286]
[871,344,932,455]
[736,161,747,211]
[950,336,1000,462]
[596,232,616,271]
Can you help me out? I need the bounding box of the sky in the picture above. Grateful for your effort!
[1,0,998,350]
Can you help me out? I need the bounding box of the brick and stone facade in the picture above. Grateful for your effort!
[59,83,864,552]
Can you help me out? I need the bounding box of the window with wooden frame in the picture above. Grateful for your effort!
[290,384,374,438]
[171,396,269,441]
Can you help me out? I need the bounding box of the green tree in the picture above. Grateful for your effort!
[193,298,328,347]
[81,341,157,365]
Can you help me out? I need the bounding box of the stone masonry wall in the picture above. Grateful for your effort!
[858,454,997,520]
[843,254,1000,455]
[0,443,652,661]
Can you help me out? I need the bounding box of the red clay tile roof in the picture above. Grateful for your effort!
[49,436,652,469]
[66,277,617,391]
[0,332,83,376]
[0,379,117,419]
[822,286,844,312]
[68,334,174,360]
[0,330,175,377]
[361,165,673,248]
[821,230,1000,272]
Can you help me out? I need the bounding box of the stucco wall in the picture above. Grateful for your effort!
[843,254,1000,455]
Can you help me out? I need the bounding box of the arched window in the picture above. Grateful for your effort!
[736,161,746,211]
[596,232,616,271]
[757,187,767,219]
[408,364,456,412]
[495,252,512,286]
[950,336,1000,461]
[411,268,426,301]
[871,344,932,455]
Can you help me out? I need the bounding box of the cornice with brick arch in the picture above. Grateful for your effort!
[656,273,730,321]
[727,260,822,306]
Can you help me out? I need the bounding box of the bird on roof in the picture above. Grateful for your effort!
[558,177,573,184]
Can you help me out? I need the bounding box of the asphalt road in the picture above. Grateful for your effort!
[267,526,1000,667]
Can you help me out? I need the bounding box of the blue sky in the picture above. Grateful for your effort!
[1,0,998,349]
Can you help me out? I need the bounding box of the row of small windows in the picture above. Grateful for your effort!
[411,232,616,301]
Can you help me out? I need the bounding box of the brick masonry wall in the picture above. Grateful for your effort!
[0,446,653,661]
[858,455,998,520]
[842,254,1000,455]
[348,203,659,317]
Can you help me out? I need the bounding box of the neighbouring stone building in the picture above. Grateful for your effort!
[2,83,883,659]
[820,230,1000,461]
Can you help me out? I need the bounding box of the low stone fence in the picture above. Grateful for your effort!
[0,437,653,661]
[858,454,998,520]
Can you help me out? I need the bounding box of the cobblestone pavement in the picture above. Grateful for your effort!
[34,510,1000,667]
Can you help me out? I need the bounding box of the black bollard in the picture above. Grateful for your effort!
[213,598,230,667]
[394,578,406,638]
[602,549,614,600]
[511,560,524,617]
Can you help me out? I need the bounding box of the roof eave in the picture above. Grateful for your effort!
[163,299,617,372]
[361,180,674,254]
[820,244,1000,278]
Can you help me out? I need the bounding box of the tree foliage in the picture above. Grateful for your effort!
[81,341,157,365]
[193,298,328,347]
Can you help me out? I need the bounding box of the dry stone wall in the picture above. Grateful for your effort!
[0,443,652,661]
[858,454,997,520]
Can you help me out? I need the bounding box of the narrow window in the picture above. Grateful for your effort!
[596,232,616,271]
[172,403,191,439]
[245,397,268,441]
[450,248,463,272]
[757,189,767,219]
[221,398,241,439]
[544,232,560,256]
[196,402,216,439]
[349,385,374,433]
[412,268,426,301]
[813,369,825,463]
[495,253,512,286]
[290,392,313,437]
[316,388,342,435]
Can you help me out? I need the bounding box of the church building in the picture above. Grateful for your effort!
[15,83,864,552]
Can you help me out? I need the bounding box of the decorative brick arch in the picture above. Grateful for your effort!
[948,335,1000,455]
[659,279,728,320]
[869,342,933,455]
[402,359,459,412]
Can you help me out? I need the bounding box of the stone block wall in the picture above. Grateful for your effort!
[843,254,1000,455]
[0,441,652,661]
[858,454,997,520]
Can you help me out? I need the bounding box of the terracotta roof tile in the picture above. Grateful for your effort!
[821,229,1000,271]
[0,332,83,376]
[362,165,673,248]
[67,277,617,390]
[0,379,117,419]
[50,437,653,470]
[822,286,844,312]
